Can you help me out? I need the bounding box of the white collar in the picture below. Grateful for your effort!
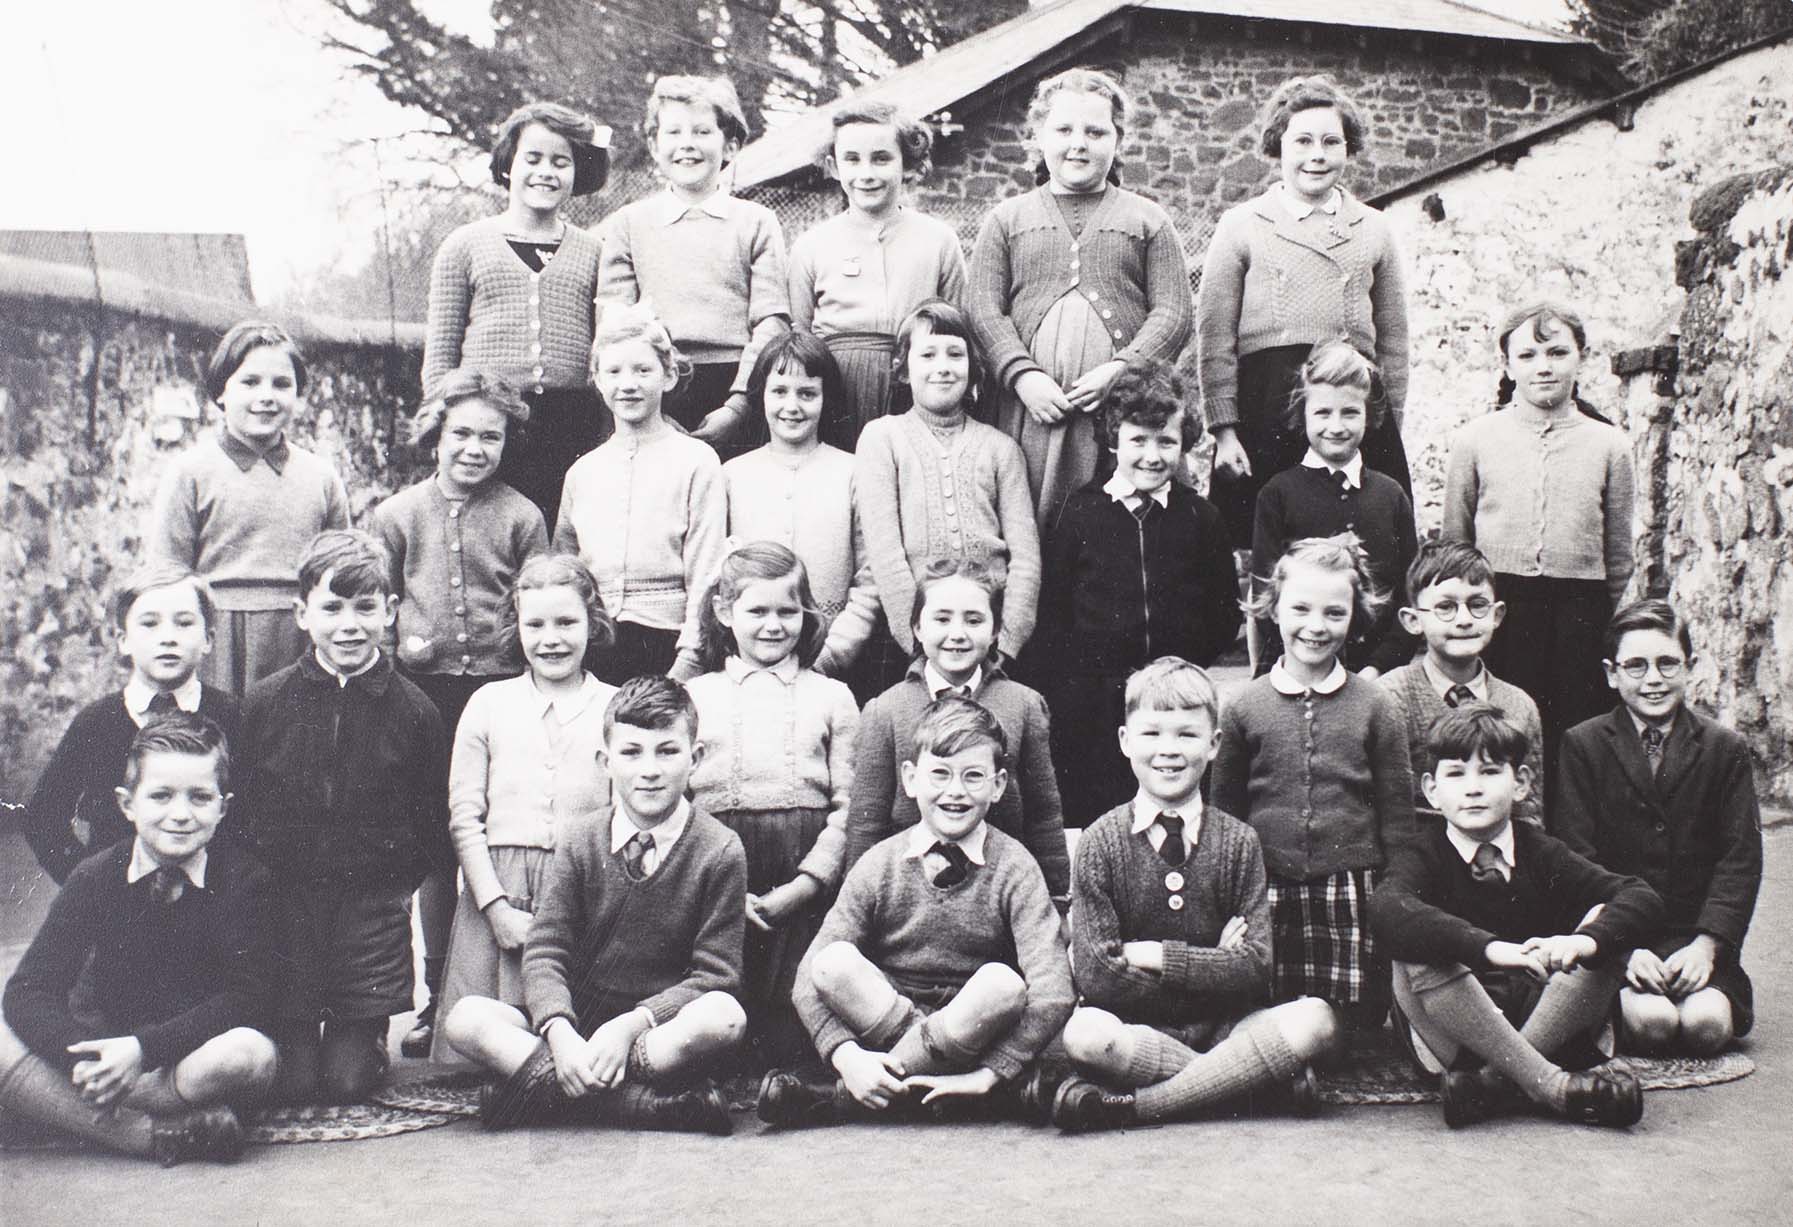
[925,663,983,699]
[314,649,380,686]
[1102,470,1170,509]
[1300,448,1363,489]
[1129,793,1203,854]
[1446,820,1516,880]
[723,653,802,686]
[528,672,607,720]
[1278,184,1342,220]
[905,821,988,866]
[652,187,731,224]
[1269,659,1348,696]
[127,841,207,889]
[123,675,203,724]
[611,798,691,859]
[1421,655,1488,703]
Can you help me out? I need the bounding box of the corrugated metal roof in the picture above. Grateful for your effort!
[731,0,1592,191]
[0,231,255,304]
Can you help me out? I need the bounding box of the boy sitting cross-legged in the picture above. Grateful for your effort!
[760,695,1074,1126]
[1052,657,1340,1132]
[443,675,748,1134]
[1367,704,1663,1129]
[1,714,278,1165]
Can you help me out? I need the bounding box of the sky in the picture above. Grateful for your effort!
[0,0,1574,302]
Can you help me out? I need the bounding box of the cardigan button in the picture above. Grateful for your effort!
[454,606,466,616]
[450,576,461,587]
[1167,894,1185,912]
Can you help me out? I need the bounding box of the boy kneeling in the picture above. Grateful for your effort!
[1,715,277,1165]
[1367,705,1663,1128]
[443,677,747,1133]
[761,696,1074,1125]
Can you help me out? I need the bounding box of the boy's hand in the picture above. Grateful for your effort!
[752,876,822,930]
[1121,941,1165,972]
[1664,935,1719,998]
[1520,933,1598,975]
[1211,427,1251,479]
[68,1036,145,1109]
[485,900,532,952]
[905,1067,1000,1103]
[583,1012,647,1090]
[1218,916,1249,950]
[1484,940,1549,982]
[1626,947,1671,994]
[1065,360,1126,412]
[545,1019,603,1099]
[1014,370,1071,426]
[832,1042,907,1109]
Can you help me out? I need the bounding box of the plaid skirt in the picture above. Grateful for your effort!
[1266,870,1380,1008]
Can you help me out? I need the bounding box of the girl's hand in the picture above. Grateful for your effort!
[545,1020,602,1099]
[1626,946,1670,994]
[1485,940,1549,982]
[1663,935,1718,998]
[67,1036,144,1108]
[1519,933,1598,975]
[1121,940,1164,972]
[832,1042,907,1109]
[485,900,533,952]
[693,394,751,444]
[1065,360,1126,412]
[1211,427,1251,479]
[1014,370,1072,426]
[745,892,774,933]
[904,1067,1000,1103]
[1218,915,1249,950]
[755,876,823,929]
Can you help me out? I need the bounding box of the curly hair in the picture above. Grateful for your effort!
[409,367,530,455]
[1101,357,1198,450]
[908,556,1007,667]
[1245,532,1388,636]
[1258,75,1366,158]
[642,75,749,150]
[1026,67,1128,187]
[591,302,692,387]
[823,100,934,178]
[694,541,828,672]
[500,553,616,674]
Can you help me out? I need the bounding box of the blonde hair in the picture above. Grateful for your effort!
[590,303,691,385]
[1289,340,1384,430]
[1025,67,1129,186]
[1246,532,1387,634]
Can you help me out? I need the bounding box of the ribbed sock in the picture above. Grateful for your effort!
[1119,1025,1202,1089]
[1520,966,1621,1060]
[0,1051,155,1157]
[1410,974,1568,1109]
[1134,1013,1301,1122]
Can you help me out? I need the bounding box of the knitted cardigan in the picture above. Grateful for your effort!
[422,217,604,396]
[1196,187,1409,429]
[1379,662,1546,829]
[789,208,968,336]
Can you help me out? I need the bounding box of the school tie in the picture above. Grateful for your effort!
[1640,726,1667,777]
[620,831,655,880]
[1469,842,1507,886]
[945,685,973,700]
[149,865,186,905]
[1156,812,1187,866]
[930,841,972,888]
[145,692,179,718]
[1128,497,1152,525]
[1444,684,1477,709]
[1329,469,1351,501]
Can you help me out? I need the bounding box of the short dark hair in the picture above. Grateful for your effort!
[908,556,1007,666]
[891,299,991,416]
[1604,598,1694,660]
[911,695,1007,763]
[490,101,609,196]
[1101,357,1197,450]
[1259,75,1366,158]
[643,75,749,150]
[747,328,845,433]
[1425,703,1530,770]
[411,367,531,454]
[205,321,307,403]
[111,562,217,633]
[122,712,231,795]
[604,674,699,743]
[824,101,934,176]
[297,529,393,600]
[1404,539,1497,606]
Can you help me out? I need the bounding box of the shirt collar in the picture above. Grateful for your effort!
[1421,655,1487,703]
[1446,820,1516,878]
[1278,183,1342,220]
[123,675,203,723]
[651,187,731,225]
[217,425,290,474]
[611,798,692,856]
[904,821,989,866]
[924,662,983,699]
[127,841,207,889]
[313,648,381,687]
[1300,448,1363,489]
[723,653,802,686]
[1269,659,1348,696]
[529,671,606,720]
[1129,793,1203,850]
[1102,470,1170,509]
[1629,710,1678,742]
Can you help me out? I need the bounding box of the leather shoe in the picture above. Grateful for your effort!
[1015,1062,1071,1125]
[1559,1069,1643,1128]
[150,1105,244,1167]
[400,1000,436,1059]
[757,1070,849,1128]
[618,1082,733,1135]
[1440,1068,1503,1129]
[1051,1076,1136,1134]
[1287,1063,1322,1119]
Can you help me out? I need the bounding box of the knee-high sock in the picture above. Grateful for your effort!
[1134,1013,1301,1122]
[0,1051,155,1157]
[1521,966,1621,1060]
[1408,973,1567,1108]
[1120,1025,1202,1089]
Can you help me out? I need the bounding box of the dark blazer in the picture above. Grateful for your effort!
[1556,706,1762,951]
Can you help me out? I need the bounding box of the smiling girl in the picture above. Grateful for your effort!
[789,102,967,451]
[150,321,349,696]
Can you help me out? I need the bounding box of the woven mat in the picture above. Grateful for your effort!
[1316,1043,1755,1105]
[0,1096,465,1154]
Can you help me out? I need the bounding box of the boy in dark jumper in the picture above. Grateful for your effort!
[22,562,241,883]
[443,676,747,1134]
[1033,359,1241,826]
[1367,705,1663,1128]
[234,529,447,1105]
[1053,658,1339,1132]
[761,696,1074,1126]
[1,715,278,1165]
[1557,599,1762,1055]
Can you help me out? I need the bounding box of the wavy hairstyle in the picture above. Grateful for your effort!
[695,541,828,672]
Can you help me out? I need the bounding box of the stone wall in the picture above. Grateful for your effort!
[0,282,425,802]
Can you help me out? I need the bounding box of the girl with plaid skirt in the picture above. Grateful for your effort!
[1211,534,1415,1027]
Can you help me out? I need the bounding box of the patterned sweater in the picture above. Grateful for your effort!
[1379,661,1545,829]
[854,412,1041,657]
[1071,803,1272,1029]
[793,824,1073,1080]
[422,217,604,396]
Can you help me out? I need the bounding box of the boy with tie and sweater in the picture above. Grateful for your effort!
[1379,540,1545,827]
[1367,705,1662,1129]
[443,676,748,1134]
[22,562,241,883]
[2,715,278,1165]
[1557,599,1762,1055]
[762,696,1074,1126]
[1052,658,1340,1131]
